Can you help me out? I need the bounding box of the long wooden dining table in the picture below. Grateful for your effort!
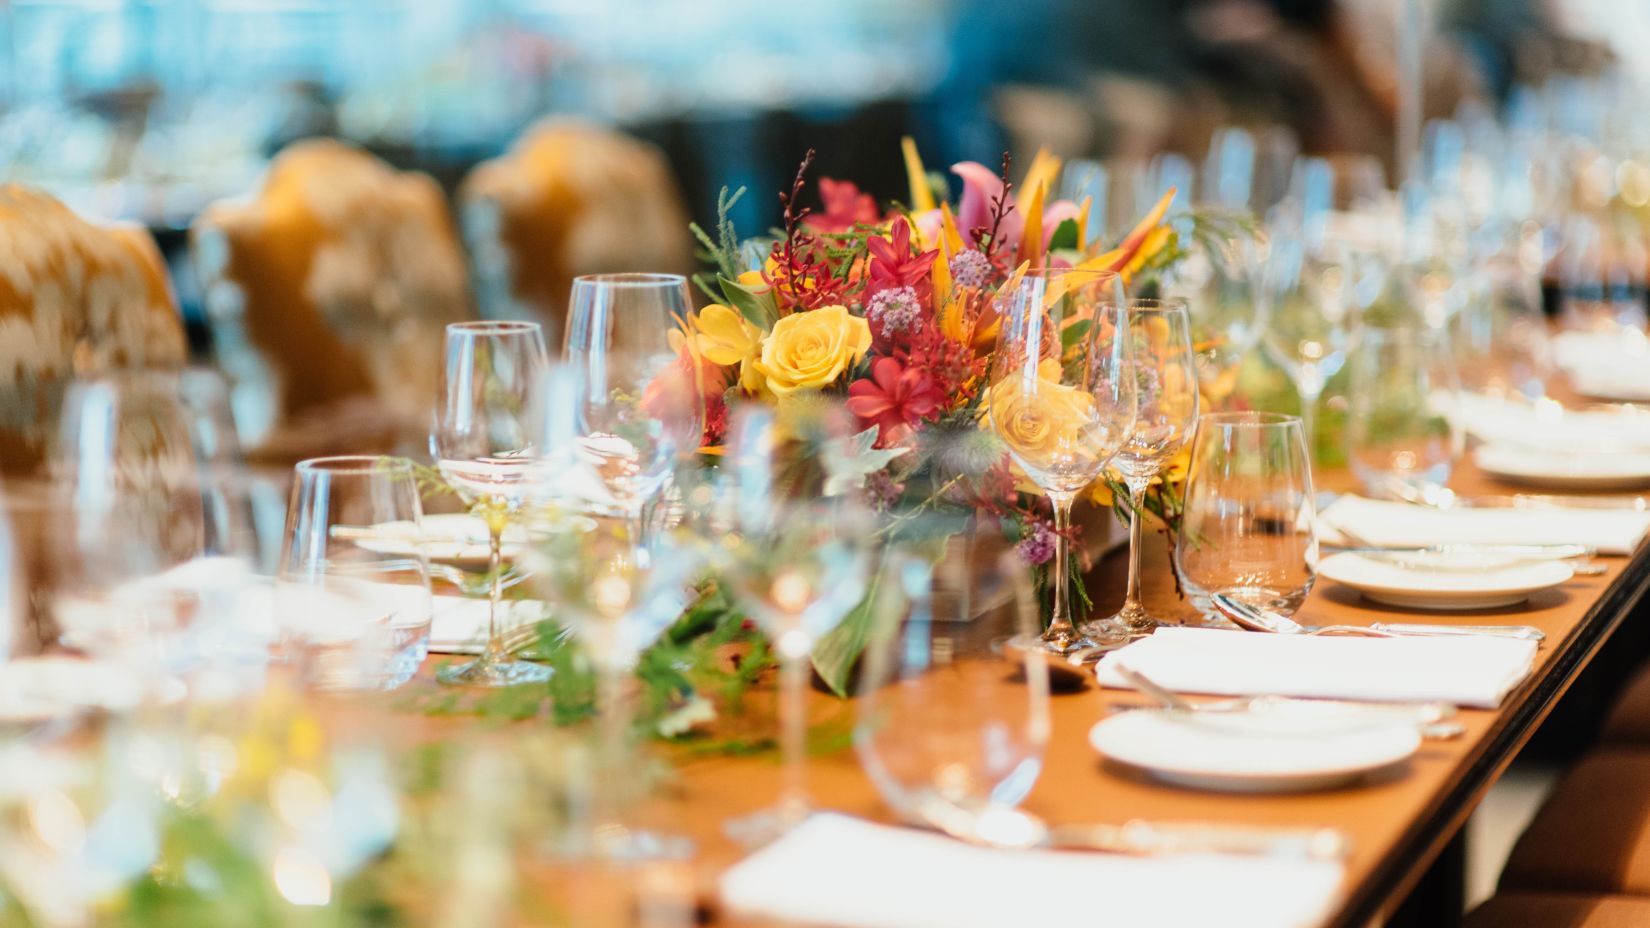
[380,459,1650,927]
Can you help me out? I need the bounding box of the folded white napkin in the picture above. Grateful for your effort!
[720,814,1344,928]
[1096,627,1537,709]
[1319,495,1650,555]
[428,596,551,654]
[1449,392,1650,450]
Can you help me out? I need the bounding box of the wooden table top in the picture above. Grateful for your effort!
[376,461,1650,927]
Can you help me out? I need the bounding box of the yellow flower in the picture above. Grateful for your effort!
[752,304,872,396]
[986,366,1096,463]
[692,304,762,366]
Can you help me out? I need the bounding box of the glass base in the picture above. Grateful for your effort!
[436,656,552,687]
[1079,606,1157,641]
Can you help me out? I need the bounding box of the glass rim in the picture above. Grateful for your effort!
[571,272,688,288]
[1021,266,1119,281]
[1198,411,1303,429]
[1114,297,1189,313]
[446,320,541,335]
[294,455,414,477]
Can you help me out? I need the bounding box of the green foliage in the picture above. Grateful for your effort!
[1047,217,1081,251]
[690,186,749,302]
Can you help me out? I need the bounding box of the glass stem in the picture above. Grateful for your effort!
[595,661,633,832]
[482,501,506,668]
[1297,382,1322,465]
[1045,492,1078,649]
[1122,478,1150,620]
[778,633,809,823]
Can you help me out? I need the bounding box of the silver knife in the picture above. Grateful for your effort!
[1046,820,1350,861]
[1366,622,1546,642]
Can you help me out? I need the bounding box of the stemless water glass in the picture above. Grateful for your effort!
[1084,300,1199,638]
[275,457,431,692]
[49,371,255,681]
[719,402,874,842]
[563,274,704,532]
[432,320,552,687]
[1175,413,1319,622]
[987,268,1137,652]
[855,517,1049,840]
[1345,324,1464,504]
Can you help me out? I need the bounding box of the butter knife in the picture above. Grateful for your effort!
[1046,820,1351,861]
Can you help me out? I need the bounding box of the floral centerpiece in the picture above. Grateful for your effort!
[673,141,1189,694]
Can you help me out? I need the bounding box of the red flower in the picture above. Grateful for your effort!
[805,177,881,234]
[847,356,945,446]
[867,217,937,304]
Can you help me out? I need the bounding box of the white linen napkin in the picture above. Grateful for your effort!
[1095,627,1537,709]
[1319,494,1650,555]
[720,814,1344,928]
[1552,330,1650,402]
[428,596,551,654]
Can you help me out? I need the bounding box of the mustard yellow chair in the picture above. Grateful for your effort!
[192,138,470,461]
[0,184,187,476]
[460,120,693,339]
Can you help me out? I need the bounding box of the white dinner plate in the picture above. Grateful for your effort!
[1088,702,1421,793]
[1316,551,1574,611]
[343,512,595,567]
[1473,444,1650,491]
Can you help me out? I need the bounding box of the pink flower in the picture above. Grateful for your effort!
[846,356,945,445]
[866,217,937,302]
[805,177,881,234]
[917,163,1084,257]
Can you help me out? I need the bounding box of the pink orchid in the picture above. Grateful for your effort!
[914,163,1083,257]
[805,177,881,234]
[846,356,945,446]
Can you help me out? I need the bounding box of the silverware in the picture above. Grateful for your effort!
[1325,543,1594,561]
[1368,622,1545,642]
[1211,594,1397,638]
[1113,663,1465,739]
[938,805,1350,860]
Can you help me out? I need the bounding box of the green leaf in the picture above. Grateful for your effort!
[809,557,893,697]
[1048,217,1080,251]
[1059,318,1092,352]
[719,275,779,329]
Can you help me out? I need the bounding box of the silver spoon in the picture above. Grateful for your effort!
[1211,595,1398,638]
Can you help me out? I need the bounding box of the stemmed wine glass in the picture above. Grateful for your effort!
[562,274,704,537]
[1175,413,1319,623]
[1164,227,1268,409]
[1082,299,1199,639]
[719,401,874,842]
[986,268,1137,653]
[432,320,552,687]
[1345,323,1464,504]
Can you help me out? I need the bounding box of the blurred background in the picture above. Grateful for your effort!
[3,0,1650,361]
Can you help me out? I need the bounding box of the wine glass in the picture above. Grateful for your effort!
[1164,227,1269,409]
[1082,299,1199,639]
[719,401,874,842]
[48,371,256,684]
[986,268,1137,653]
[529,513,702,856]
[275,456,432,692]
[1262,234,1359,460]
[1451,255,1552,402]
[432,320,552,687]
[1174,413,1319,623]
[562,274,704,534]
[1345,324,1463,505]
[855,516,1050,841]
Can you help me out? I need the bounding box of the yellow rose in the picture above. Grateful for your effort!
[752,305,872,396]
[691,303,762,366]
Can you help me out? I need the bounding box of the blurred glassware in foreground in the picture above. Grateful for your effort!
[1084,299,1199,639]
[275,456,431,693]
[987,268,1136,653]
[1176,412,1319,624]
[719,401,874,844]
[48,370,257,687]
[1345,325,1463,505]
[856,516,1049,840]
[432,319,552,687]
